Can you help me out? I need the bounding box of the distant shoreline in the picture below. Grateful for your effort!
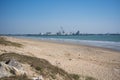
[10,35,120,52]
[1,33,120,36]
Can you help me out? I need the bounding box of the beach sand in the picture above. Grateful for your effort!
[0,36,120,80]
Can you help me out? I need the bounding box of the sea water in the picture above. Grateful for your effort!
[15,35,120,51]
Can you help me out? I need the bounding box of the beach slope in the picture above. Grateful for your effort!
[0,36,120,80]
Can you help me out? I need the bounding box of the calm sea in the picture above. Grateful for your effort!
[15,35,120,51]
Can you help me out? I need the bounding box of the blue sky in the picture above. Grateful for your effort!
[0,0,120,34]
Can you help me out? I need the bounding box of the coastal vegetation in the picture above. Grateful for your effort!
[0,74,30,80]
[0,53,96,80]
[0,37,22,47]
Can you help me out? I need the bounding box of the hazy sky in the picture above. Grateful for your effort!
[0,0,120,34]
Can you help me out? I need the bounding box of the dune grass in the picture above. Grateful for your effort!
[0,52,72,80]
[0,53,97,80]
[0,37,22,47]
[0,74,30,80]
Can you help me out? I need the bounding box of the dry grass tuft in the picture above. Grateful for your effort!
[0,37,22,47]
[0,74,30,80]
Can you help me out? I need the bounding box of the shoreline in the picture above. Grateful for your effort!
[12,36,120,53]
[0,36,120,80]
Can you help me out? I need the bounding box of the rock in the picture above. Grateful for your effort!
[6,59,23,70]
[0,62,13,78]
[0,59,26,78]
[6,59,26,76]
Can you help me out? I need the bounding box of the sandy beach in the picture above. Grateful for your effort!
[0,36,120,80]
